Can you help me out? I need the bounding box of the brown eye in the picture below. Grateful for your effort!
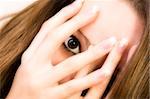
[64,35,81,54]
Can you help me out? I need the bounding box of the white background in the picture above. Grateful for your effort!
[0,0,36,28]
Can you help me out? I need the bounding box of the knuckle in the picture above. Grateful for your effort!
[68,13,85,25]
[45,91,57,99]
[42,20,50,28]
[50,87,68,99]
[65,83,74,91]
[111,60,118,66]
[42,18,55,29]
[61,59,75,69]
[61,3,78,13]
[88,48,99,59]
[61,6,71,13]
[109,57,120,66]
[60,7,75,18]
[21,50,30,62]
[72,16,82,23]
[101,70,112,79]
[74,13,93,23]
[64,55,74,63]
[19,62,33,75]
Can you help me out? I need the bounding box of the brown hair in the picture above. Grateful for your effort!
[102,0,149,98]
[0,0,149,98]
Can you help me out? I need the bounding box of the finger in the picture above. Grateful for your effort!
[52,39,128,98]
[22,0,84,61]
[49,37,117,83]
[70,46,105,98]
[84,84,102,99]
[43,0,84,29]
[68,64,95,99]
[68,95,83,99]
[36,6,99,61]
[74,45,106,79]
[85,39,129,99]
[52,69,111,98]
[74,45,99,78]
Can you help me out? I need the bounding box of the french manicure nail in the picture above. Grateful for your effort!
[77,0,85,3]
[108,37,117,45]
[118,38,128,52]
[103,37,117,49]
[73,0,82,5]
[98,37,117,50]
[91,6,99,14]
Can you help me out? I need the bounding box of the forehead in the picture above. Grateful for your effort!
[79,0,144,45]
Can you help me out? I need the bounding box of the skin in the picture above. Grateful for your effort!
[80,0,144,65]
[50,0,144,98]
[6,0,143,99]
[52,0,144,83]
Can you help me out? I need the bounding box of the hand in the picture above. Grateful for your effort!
[6,0,128,99]
[68,38,128,99]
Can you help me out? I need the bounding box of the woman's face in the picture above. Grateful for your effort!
[51,0,144,82]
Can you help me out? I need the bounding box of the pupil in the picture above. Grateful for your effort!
[68,37,79,49]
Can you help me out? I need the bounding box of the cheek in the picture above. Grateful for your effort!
[51,46,73,65]
[51,46,76,84]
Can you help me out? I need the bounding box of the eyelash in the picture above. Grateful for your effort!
[63,35,81,55]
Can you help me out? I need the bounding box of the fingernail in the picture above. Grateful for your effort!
[103,37,117,49]
[76,0,85,3]
[118,38,128,52]
[73,0,84,5]
[86,6,99,15]
[91,6,99,14]
[108,37,117,45]
[98,37,117,50]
